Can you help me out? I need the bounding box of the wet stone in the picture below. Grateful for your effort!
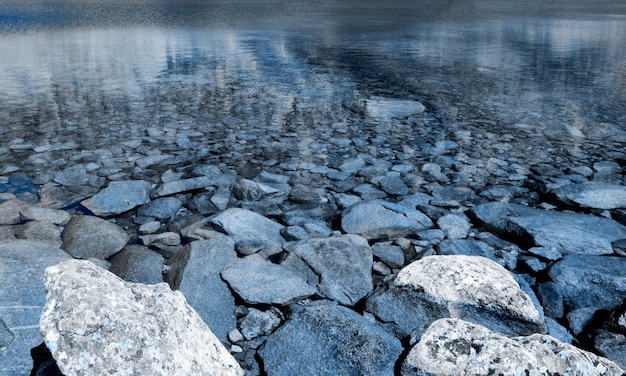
[137,197,183,219]
[81,180,152,216]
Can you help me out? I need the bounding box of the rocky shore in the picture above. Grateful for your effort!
[1,95,626,375]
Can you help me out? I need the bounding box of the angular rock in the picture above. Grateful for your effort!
[140,232,181,247]
[19,206,71,225]
[366,255,545,338]
[402,318,622,376]
[0,200,23,225]
[341,199,433,240]
[166,239,238,343]
[81,180,152,216]
[372,244,405,269]
[552,182,626,210]
[15,220,63,247]
[221,254,315,305]
[239,308,281,340]
[0,240,71,375]
[53,165,102,187]
[137,197,183,219]
[290,234,373,306]
[61,216,129,259]
[40,259,243,376]
[109,245,164,284]
[259,301,402,376]
[210,208,285,256]
[154,176,212,197]
[469,202,626,255]
[364,97,425,118]
[232,178,283,201]
[378,175,409,196]
[437,214,471,239]
[549,255,626,311]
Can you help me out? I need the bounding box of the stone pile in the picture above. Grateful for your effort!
[1,95,626,375]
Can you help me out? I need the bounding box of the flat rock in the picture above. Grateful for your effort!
[469,201,626,255]
[109,245,164,284]
[402,318,622,376]
[232,178,283,201]
[341,199,433,240]
[15,220,63,247]
[210,208,285,256]
[154,176,212,197]
[166,239,238,343]
[40,259,243,376]
[81,180,152,216]
[366,255,545,339]
[19,206,71,225]
[137,197,183,219]
[0,240,71,375]
[221,254,315,305]
[259,301,402,376]
[364,97,425,118]
[290,234,373,306]
[552,182,626,210]
[61,215,129,259]
[549,255,626,311]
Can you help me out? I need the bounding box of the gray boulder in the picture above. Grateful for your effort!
[0,240,71,375]
[239,308,282,340]
[19,206,71,225]
[232,178,284,201]
[221,254,315,305]
[469,202,626,255]
[549,255,626,310]
[210,208,285,256]
[0,200,23,225]
[366,255,545,339]
[341,199,433,240]
[290,234,373,306]
[166,239,238,343]
[81,180,152,216]
[40,259,243,376]
[109,245,164,284]
[402,318,622,376]
[259,301,402,376]
[137,197,183,219]
[15,220,63,247]
[552,182,626,210]
[154,176,212,197]
[437,214,471,239]
[437,239,513,268]
[364,97,425,118]
[61,215,129,259]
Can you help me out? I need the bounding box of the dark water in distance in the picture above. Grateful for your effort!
[0,0,625,172]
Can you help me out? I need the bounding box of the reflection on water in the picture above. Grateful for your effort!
[0,2,625,176]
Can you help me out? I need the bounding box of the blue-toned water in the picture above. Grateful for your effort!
[0,1,625,181]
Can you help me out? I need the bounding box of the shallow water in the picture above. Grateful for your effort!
[1,1,625,180]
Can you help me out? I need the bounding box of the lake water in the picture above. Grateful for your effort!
[1,0,625,180]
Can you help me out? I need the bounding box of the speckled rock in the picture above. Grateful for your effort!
[40,259,243,376]
[401,318,622,376]
[210,208,285,256]
[366,255,545,339]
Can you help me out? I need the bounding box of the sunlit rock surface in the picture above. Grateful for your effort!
[366,255,545,338]
[40,259,243,376]
[402,318,623,376]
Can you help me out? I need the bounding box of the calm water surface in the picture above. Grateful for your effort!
[0,1,625,175]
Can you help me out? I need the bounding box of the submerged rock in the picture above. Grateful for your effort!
[402,318,622,376]
[259,301,402,376]
[40,259,243,376]
[366,255,545,339]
